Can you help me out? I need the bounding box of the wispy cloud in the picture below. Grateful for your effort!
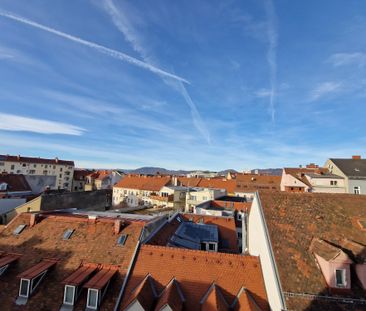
[0,9,189,83]
[0,113,85,135]
[255,88,272,98]
[328,52,366,67]
[101,0,210,143]
[309,81,343,101]
[263,0,278,122]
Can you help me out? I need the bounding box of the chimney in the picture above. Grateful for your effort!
[306,163,319,169]
[55,157,59,163]
[17,154,20,160]
[29,213,39,227]
[352,155,361,160]
[114,219,123,235]
[88,215,97,223]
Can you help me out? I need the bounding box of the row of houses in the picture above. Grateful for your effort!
[0,190,365,310]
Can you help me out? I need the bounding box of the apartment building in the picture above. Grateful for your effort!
[85,170,124,191]
[325,155,366,195]
[184,187,226,212]
[112,175,171,207]
[0,154,74,191]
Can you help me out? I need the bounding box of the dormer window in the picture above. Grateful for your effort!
[335,269,346,287]
[0,182,7,191]
[62,265,97,306]
[84,267,117,310]
[14,224,26,235]
[17,259,57,299]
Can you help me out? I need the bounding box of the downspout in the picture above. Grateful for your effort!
[241,209,248,254]
[113,227,144,311]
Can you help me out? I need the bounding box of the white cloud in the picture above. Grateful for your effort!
[309,82,343,101]
[328,52,366,67]
[0,10,189,83]
[0,113,85,135]
[255,88,272,98]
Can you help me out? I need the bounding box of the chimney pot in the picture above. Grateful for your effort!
[352,155,361,160]
[114,219,123,234]
[30,213,38,227]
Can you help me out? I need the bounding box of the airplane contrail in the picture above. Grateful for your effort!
[0,10,190,84]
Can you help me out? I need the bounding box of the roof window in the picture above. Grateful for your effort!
[13,224,26,235]
[117,234,128,246]
[0,253,22,276]
[63,229,74,240]
[17,259,57,299]
[84,267,117,310]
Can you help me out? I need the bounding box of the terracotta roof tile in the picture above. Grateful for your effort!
[200,283,229,311]
[124,274,157,310]
[121,244,269,310]
[0,174,32,193]
[258,191,366,310]
[115,175,171,192]
[0,212,143,310]
[154,279,184,311]
[235,174,281,192]
[232,287,262,311]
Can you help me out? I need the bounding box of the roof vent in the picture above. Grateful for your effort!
[63,229,74,240]
[352,155,361,160]
[114,219,123,235]
[88,215,97,221]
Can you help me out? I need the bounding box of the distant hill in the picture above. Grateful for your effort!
[217,169,238,176]
[121,167,191,175]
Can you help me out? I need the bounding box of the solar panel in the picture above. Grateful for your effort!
[63,229,74,240]
[117,234,128,246]
[13,224,26,235]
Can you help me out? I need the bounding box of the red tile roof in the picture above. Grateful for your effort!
[178,177,237,193]
[120,244,269,310]
[124,274,157,310]
[83,266,118,289]
[17,258,58,279]
[73,169,93,181]
[0,154,74,166]
[62,264,97,286]
[114,175,171,192]
[235,174,281,192]
[232,288,262,311]
[201,283,229,311]
[0,212,143,310]
[0,174,32,193]
[154,279,184,311]
[258,191,366,310]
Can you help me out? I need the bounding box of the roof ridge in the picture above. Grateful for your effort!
[140,244,258,260]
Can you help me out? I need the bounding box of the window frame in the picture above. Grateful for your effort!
[63,285,75,305]
[19,278,30,297]
[335,269,346,288]
[87,288,99,309]
[354,186,361,195]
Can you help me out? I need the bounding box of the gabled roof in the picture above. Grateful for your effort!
[200,283,229,311]
[154,278,185,311]
[0,212,143,310]
[114,175,171,191]
[309,238,352,263]
[121,244,269,310]
[329,158,366,178]
[73,169,93,181]
[177,177,237,193]
[0,154,74,166]
[0,174,31,193]
[340,239,366,264]
[258,191,366,310]
[124,274,157,310]
[283,168,329,187]
[231,287,262,311]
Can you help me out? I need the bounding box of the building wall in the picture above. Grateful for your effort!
[355,264,366,289]
[324,159,349,191]
[72,179,85,192]
[280,170,309,192]
[185,188,226,213]
[5,196,42,224]
[348,179,366,195]
[25,175,57,193]
[248,193,286,311]
[0,160,74,191]
[306,176,346,193]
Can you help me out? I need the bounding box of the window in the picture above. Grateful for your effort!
[0,162,4,166]
[87,288,99,309]
[354,186,361,195]
[237,232,242,238]
[63,229,74,240]
[33,164,36,168]
[43,170,48,175]
[208,243,216,251]
[330,180,337,186]
[335,269,346,287]
[11,164,14,169]
[29,170,35,174]
[63,285,75,305]
[60,168,63,172]
[117,234,128,246]
[237,213,242,221]
[22,163,26,167]
[19,279,30,297]
[14,224,26,235]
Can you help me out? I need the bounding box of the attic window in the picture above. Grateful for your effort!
[335,269,346,287]
[176,216,182,223]
[14,224,26,235]
[63,229,74,240]
[87,288,99,309]
[117,234,128,246]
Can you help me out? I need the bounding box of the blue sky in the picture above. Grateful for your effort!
[0,0,365,170]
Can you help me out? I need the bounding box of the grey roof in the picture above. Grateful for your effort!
[168,222,219,249]
[330,158,366,178]
[304,173,344,179]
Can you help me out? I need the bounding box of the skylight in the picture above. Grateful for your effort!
[13,224,26,235]
[63,229,74,240]
[177,216,182,223]
[117,234,128,246]
[358,219,366,230]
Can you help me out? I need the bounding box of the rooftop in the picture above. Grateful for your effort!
[114,175,171,191]
[0,211,143,310]
[0,174,32,193]
[330,157,366,178]
[258,191,366,310]
[120,244,269,310]
[0,154,74,166]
